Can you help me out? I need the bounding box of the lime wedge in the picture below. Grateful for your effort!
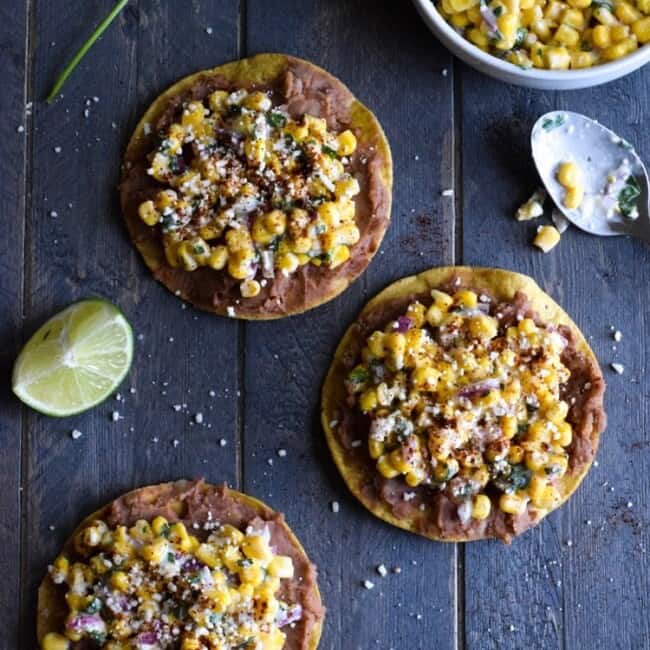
[12,299,134,417]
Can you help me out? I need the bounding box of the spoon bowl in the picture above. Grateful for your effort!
[531,111,650,243]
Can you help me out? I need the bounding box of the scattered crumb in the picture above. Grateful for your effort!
[566,539,573,547]
[516,189,546,221]
[392,567,402,574]
[331,501,340,513]
[194,412,204,424]
[219,438,227,447]
[206,26,213,34]
[611,363,624,375]
[17,125,24,133]
[152,437,159,444]
[277,449,287,457]
[351,439,362,448]
[227,306,236,317]
[442,68,448,76]
[613,330,622,342]
[363,580,375,590]
[627,501,633,508]
[172,439,180,448]
[441,188,454,197]
[50,211,58,218]
[71,429,82,440]
[377,564,388,577]
[53,146,62,153]
[111,410,121,422]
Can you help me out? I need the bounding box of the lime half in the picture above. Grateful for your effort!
[12,299,134,417]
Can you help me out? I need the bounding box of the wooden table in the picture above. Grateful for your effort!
[1,1,648,648]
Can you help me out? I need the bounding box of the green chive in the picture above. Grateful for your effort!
[45,0,129,104]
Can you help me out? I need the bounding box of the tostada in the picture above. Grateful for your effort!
[37,480,323,649]
[322,267,606,543]
[120,53,392,319]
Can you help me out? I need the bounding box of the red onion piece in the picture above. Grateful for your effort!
[396,316,413,333]
[457,378,500,399]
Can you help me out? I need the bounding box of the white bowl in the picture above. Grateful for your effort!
[412,0,650,89]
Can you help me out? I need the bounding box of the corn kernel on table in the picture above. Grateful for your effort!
[1,1,648,649]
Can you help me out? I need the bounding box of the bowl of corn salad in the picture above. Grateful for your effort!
[413,0,650,88]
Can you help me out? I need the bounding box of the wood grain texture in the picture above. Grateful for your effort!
[19,2,240,647]
[460,63,650,650]
[243,2,457,649]
[3,1,649,649]
[0,1,28,648]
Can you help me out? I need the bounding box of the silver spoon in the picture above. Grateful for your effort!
[531,111,650,243]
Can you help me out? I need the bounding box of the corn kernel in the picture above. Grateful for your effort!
[499,493,528,515]
[377,454,400,478]
[337,130,358,156]
[209,245,228,270]
[472,494,492,520]
[138,200,159,226]
[240,279,261,298]
[454,289,478,308]
[42,633,70,650]
[533,225,561,252]
[267,555,294,578]
[360,388,378,412]
[632,16,650,42]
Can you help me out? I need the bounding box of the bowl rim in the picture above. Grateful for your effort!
[412,0,650,81]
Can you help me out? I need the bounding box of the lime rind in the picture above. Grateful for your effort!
[12,299,134,417]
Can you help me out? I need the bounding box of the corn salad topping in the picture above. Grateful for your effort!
[345,288,574,522]
[437,0,650,70]
[137,89,361,298]
[43,517,301,650]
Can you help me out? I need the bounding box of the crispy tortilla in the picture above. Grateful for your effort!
[120,53,392,320]
[37,480,323,649]
[321,266,606,543]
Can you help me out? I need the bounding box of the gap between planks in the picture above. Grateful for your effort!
[452,56,467,650]
[18,0,36,647]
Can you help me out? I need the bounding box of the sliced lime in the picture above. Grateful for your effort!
[12,299,134,417]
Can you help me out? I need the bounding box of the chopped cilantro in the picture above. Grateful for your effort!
[618,175,641,218]
[237,558,253,568]
[509,464,532,490]
[514,27,527,47]
[85,598,102,614]
[193,244,206,255]
[541,114,566,132]
[592,0,614,10]
[234,639,255,650]
[493,5,504,15]
[161,523,171,538]
[322,145,338,158]
[89,631,106,645]
[347,367,369,385]
[265,111,287,128]
[517,422,529,435]
[167,552,175,563]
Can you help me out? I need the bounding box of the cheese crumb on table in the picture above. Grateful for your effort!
[516,189,546,221]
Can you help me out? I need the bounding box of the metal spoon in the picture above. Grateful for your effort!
[531,111,650,243]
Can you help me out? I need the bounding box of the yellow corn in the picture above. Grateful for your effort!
[138,200,159,226]
[42,633,70,650]
[499,493,528,515]
[337,130,357,156]
[533,225,561,252]
[472,494,492,520]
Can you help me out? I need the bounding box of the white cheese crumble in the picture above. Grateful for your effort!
[611,363,624,375]
[331,501,340,513]
[376,564,388,577]
[71,429,82,440]
[363,580,375,590]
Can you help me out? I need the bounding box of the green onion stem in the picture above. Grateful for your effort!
[45,0,129,104]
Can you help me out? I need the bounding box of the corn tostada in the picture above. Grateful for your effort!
[120,53,392,319]
[37,480,323,649]
[322,267,606,543]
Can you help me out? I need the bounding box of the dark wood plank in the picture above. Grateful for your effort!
[243,2,458,649]
[460,65,650,650]
[19,3,240,646]
[0,1,28,647]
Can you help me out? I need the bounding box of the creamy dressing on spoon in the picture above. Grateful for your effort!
[531,111,648,239]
